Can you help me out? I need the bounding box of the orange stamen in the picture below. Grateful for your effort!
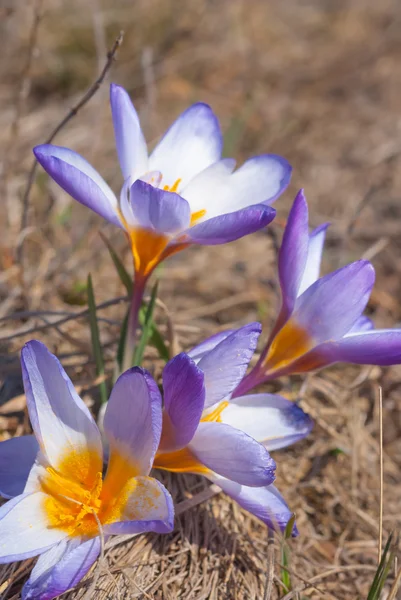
[130,227,169,278]
[190,209,207,227]
[163,178,182,193]
[263,319,313,373]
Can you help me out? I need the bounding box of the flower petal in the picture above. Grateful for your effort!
[110,83,148,180]
[0,436,39,498]
[298,223,329,296]
[130,180,191,233]
[0,492,68,562]
[104,476,174,534]
[22,537,100,600]
[161,353,205,451]
[293,260,375,345]
[277,190,309,327]
[347,315,374,334]
[33,145,121,228]
[103,367,162,475]
[294,329,401,371]
[209,474,297,534]
[187,329,235,363]
[197,323,261,408]
[185,204,276,245]
[148,103,222,188]
[222,394,313,450]
[189,422,275,486]
[21,341,103,471]
[181,158,236,216]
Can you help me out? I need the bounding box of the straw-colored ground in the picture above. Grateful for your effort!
[1,0,401,598]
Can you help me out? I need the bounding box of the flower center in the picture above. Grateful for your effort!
[153,401,229,474]
[263,318,314,374]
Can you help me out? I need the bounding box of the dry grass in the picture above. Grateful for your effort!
[1,0,401,597]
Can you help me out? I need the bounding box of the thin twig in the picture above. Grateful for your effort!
[17,31,124,265]
[378,385,384,564]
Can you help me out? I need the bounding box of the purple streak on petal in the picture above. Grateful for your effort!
[298,223,330,296]
[197,323,262,408]
[277,190,309,329]
[222,394,313,450]
[209,476,298,535]
[293,260,375,344]
[104,478,174,534]
[103,367,162,474]
[22,537,100,600]
[0,436,39,498]
[161,353,205,451]
[149,102,223,188]
[130,180,191,234]
[33,145,121,228]
[187,329,235,363]
[347,315,374,334]
[185,204,276,245]
[110,83,148,180]
[190,422,275,486]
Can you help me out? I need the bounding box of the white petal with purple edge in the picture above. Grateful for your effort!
[197,323,261,408]
[21,341,103,471]
[189,422,275,486]
[208,474,297,534]
[33,145,121,228]
[149,103,222,189]
[130,180,191,234]
[110,83,148,180]
[22,537,100,600]
[181,159,236,217]
[0,435,39,498]
[0,493,68,562]
[104,477,174,534]
[187,329,235,363]
[222,394,313,450]
[103,367,162,475]
[298,223,329,296]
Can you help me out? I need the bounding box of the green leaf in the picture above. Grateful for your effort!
[133,280,159,366]
[280,515,296,593]
[367,533,395,600]
[100,232,132,294]
[138,305,169,361]
[87,274,108,405]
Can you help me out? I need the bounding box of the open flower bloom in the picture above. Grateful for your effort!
[33,84,291,282]
[154,324,313,534]
[0,341,173,600]
[235,190,401,395]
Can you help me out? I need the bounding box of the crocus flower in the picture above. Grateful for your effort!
[0,341,173,600]
[33,84,291,368]
[154,323,313,533]
[235,190,401,396]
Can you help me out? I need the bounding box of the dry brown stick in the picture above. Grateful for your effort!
[17,31,124,265]
[378,386,384,564]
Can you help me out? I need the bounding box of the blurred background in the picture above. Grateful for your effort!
[1,1,401,598]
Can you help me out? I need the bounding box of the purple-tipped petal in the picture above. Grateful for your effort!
[104,477,174,534]
[130,180,191,234]
[103,367,162,475]
[187,329,235,363]
[161,353,205,451]
[22,537,100,600]
[347,315,374,334]
[21,341,102,473]
[33,145,121,228]
[222,394,313,450]
[189,422,275,486]
[186,204,276,245]
[149,103,223,189]
[110,83,148,180]
[0,436,39,498]
[293,260,375,344]
[209,475,298,534]
[0,493,68,563]
[277,190,309,326]
[298,223,329,296]
[197,323,262,408]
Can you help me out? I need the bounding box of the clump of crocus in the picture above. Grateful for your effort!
[0,341,173,600]
[33,84,291,368]
[235,190,401,396]
[154,323,312,533]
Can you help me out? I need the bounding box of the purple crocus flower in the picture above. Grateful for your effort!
[33,85,291,367]
[154,324,313,533]
[0,341,174,600]
[236,190,401,396]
